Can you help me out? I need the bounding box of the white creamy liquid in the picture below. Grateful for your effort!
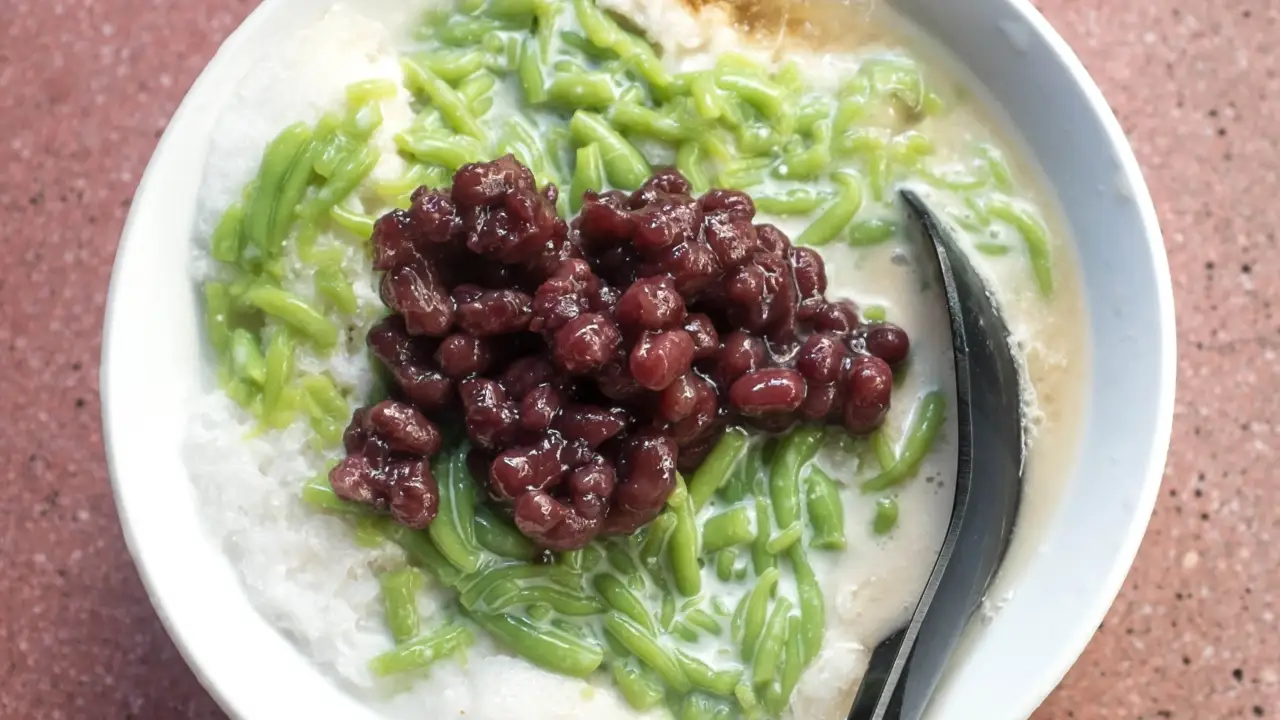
[183,1,1089,718]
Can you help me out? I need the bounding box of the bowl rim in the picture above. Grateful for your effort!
[931,3,1175,718]
[100,0,1175,718]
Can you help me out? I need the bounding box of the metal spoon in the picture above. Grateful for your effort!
[847,189,1026,720]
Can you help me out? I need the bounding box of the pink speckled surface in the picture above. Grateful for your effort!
[0,0,1274,718]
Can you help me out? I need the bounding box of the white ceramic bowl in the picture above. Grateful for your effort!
[101,0,1175,717]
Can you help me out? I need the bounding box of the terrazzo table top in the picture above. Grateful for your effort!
[0,0,1274,718]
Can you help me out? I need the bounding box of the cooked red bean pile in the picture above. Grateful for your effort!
[330,155,911,550]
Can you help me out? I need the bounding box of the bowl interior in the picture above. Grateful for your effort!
[101,1,1174,718]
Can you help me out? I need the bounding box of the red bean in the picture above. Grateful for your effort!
[724,253,785,333]
[557,404,628,448]
[754,223,791,256]
[843,355,893,434]
[632,195,702,253]
[366,316,454,411]
[814,299,860,334]
[796,333,848,384]
[452,154,536,207]
[342,407,371,456]
[459,377,507,409]
[669,377,717,445]
[704,212,759,269]
[371,209,420,271]
[330,455,378,504]
[436,334,494,378]
[715,331,766,387]
[655,240,721,297]
[862,322,911,366]
[630,329,695,391]
[459,378,521,451]
[616,275,687,331]
[605,432,677,534]
[367,401,442,456]
[455,289,534,336]
[682,313,719,360]
[490,436,566,499]
[464,186,561,265]
[729,368,808,416]
[699,189,755,220]
[386,459,440,529]
[799,382,838,421]
[629,168,693,207]
[513,490,601,550]
[577,190,635,248]
[791,247,827,300]
[407,187,459,245]
[565,456,617,516]
[658,372,703,422]
[595,361,646,401]
[553,313,621,374]
[380,260,455,337]
[532,258,601,332]
[675,426,725,474]
[339,156,911,542]
[519,385,563,431]
[498,356,559,400]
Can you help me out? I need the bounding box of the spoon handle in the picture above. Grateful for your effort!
[848,190,1024,720]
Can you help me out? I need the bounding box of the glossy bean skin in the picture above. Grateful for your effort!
[729,368,807,416]
[843,355,894,435]
[862,322,911,366]
[629,329,695,391]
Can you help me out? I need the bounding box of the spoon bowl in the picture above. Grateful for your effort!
[848,189,1026,720]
